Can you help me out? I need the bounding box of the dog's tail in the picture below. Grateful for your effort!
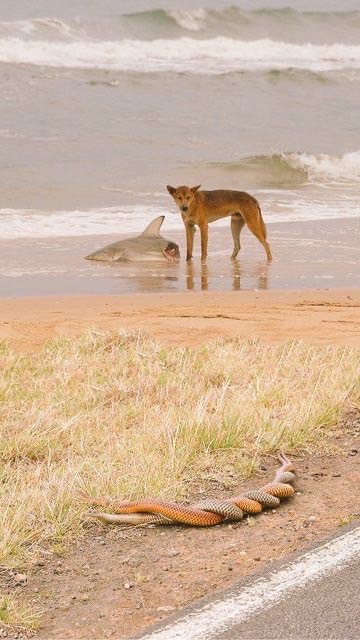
[256,201,268,239]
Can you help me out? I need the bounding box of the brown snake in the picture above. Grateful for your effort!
[84,451,296,527]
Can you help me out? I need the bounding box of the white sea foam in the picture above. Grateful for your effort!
[268,200,360,223]
[1,37,360,73]
[0,205,178,240]
[1,197,359,241]
[283,151,360,182]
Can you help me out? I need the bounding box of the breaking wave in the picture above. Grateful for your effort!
[0,17,84,40]
[1,8,360,41]
[124,7,360,37]
[284,151,360,182]
[208,151,360,185]
[124,8,208,33]
[1,37,360,74]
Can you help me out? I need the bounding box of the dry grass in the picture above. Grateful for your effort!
[0,330,359,569]
[0,593,42,631]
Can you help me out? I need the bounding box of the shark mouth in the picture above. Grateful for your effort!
[163,242,180,262]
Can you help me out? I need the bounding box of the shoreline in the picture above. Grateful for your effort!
[1,288,360,351]
[0,217,359,296]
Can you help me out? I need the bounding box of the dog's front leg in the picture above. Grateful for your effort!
[200,223,208,261]
[185,223,195,261]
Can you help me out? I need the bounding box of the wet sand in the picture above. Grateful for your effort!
[0,217,359,296]
[1,217,359,351]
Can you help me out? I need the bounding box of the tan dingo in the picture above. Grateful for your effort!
[167,185,272,262]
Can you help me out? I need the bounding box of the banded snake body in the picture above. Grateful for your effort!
[85,451,296,527]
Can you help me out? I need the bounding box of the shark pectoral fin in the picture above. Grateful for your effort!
[141,216,165,237]
[113,252,128,262]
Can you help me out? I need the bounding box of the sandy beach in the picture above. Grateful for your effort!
[1,217,359,351]
[1,288,359,352]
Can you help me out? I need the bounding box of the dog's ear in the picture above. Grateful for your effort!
[167,185,176,195]
[191,185,201,193]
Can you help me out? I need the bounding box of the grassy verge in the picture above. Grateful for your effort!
[1,330,359,570]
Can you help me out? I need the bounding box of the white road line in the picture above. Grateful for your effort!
[140,525,360,640]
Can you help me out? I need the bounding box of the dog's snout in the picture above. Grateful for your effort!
[181,206,188,212]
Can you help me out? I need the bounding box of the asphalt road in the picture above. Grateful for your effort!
[138,522,360,640]
[219,555,360,639]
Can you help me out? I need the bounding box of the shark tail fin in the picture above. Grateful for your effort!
[141,216,165,237]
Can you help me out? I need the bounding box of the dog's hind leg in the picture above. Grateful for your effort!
[243,205,272,262]
[231,214,245,260]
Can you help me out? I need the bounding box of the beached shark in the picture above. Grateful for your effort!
[85,216,180,262]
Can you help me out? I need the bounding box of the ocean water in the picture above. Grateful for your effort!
[0,0,359,241]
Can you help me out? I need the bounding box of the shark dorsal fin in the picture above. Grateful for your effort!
[141,216,165,237]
